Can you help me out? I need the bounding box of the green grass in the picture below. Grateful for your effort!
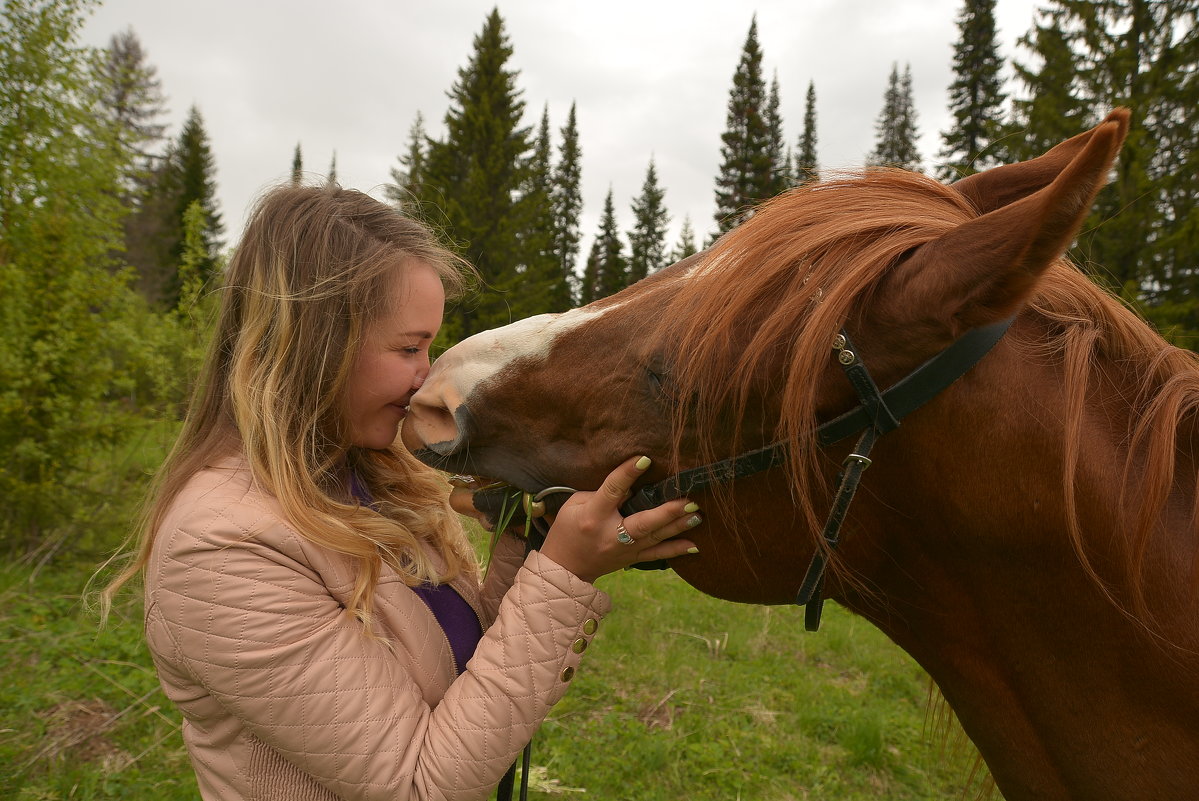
[1,553,992,800]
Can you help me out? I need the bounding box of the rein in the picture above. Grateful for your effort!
[620,316,1014,630]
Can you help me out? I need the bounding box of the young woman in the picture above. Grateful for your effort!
[104,185,700,800]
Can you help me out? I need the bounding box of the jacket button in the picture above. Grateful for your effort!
[571,637,587,654]
[583,619,598,635]
[560,666,575,682]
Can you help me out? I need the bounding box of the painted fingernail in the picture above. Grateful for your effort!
[686,514,702,528]
[635,456,652,471]
[686,546,700,555]
[683,502,700,514]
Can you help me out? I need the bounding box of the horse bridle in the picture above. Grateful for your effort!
[510,316,1014,631]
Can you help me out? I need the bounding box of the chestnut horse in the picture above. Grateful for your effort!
[403,110,1199,800]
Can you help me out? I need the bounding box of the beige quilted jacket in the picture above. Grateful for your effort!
[144,456,611,801]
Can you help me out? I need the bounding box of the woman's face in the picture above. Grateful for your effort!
[345,259,445,450]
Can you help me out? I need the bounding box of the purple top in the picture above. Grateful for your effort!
[349,472,483,674]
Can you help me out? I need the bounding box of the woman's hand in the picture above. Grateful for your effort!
[538,456,702,584]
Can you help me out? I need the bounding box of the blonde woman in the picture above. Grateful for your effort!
[104,185,700,800]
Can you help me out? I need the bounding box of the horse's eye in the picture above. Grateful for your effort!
[645,365,672,401]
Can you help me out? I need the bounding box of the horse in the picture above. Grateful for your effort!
[402,109,1199,801]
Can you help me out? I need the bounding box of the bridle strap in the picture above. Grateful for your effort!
[795,427,877,630]
[622,317,1013,515]
[619,316,1015,606]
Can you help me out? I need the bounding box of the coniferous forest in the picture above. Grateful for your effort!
[2,0,1197,796]
[3,0,1198,556]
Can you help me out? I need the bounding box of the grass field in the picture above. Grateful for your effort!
[1,548,994,800]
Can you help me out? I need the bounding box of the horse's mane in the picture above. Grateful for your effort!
[664,169,1199,622]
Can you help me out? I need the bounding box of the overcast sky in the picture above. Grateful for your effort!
[82,0,1043,255]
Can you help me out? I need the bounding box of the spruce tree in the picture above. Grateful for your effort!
[291,143,303,185]
[868,63,922,172]
[765,73,790,194]
[157,105,223,300]
[713,16,774,235]
[96,27,166,188]
[1053,0,1199,315]
[385,112,426,215]
[581,189,626,302]
[627,158,670,283]
[550,102,583,309]
[670,216,699,263]
[512,105,563,315]
[94,26,170,299]
[796,81,819,185]
[936,0,1007,180]
[422,9,532,339]
[1008,6,1087,162]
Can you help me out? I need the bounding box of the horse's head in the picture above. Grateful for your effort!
[404,110,1131,603]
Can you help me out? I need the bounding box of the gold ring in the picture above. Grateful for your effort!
[615,521,635,545]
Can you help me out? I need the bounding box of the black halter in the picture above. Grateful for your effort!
[618,316,1014,631]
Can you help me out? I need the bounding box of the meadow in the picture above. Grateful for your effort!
[1,540,992,800]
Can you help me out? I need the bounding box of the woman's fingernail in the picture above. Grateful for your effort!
[635,456,652,471]
[686,514,702,528]
[683,502,699,514]
[686,546,700,555]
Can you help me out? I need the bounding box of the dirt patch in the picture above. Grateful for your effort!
[34,699,128,769]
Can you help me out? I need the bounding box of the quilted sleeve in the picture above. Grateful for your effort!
[145,508,610,801]
[478,533,527,625]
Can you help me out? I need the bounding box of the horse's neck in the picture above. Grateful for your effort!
[840,354,1199,801]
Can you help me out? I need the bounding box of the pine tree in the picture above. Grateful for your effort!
[511,105,564,315]
[581,189,625,302]
[291,143,303,185]
[550,102,583,309]
[158,105,223,299]
[765,73,790,194]
[868,63,922,172]
[936,0,1008,180]
[627,158,670,283]
[1008,0,1199,339]
[385,112,426,215]
[713,16,774,235]
[795,81,819,185]
[96,27,166,187]
[422,9,532,339]
[94,26,170,299]
[670,216,699,262]
[1008,5,1088,162]
[327,151,337,185]
[1053,0,1199,315]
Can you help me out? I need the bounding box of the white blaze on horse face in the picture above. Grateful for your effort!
[404,306,613,452]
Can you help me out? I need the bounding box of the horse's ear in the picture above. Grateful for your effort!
[951,109,1130,214]
[889,111,1128,335]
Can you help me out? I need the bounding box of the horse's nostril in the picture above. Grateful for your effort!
[402,390,463,453]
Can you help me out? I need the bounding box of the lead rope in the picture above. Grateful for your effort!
[494,742,532,801]
[496,491,576,801]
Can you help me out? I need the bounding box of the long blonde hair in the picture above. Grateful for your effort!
[103,184,478,626]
